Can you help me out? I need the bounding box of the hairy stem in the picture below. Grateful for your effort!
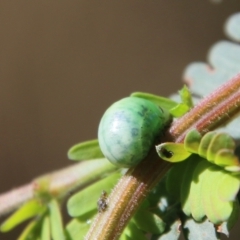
[86,73,240,240]
[0,159,117,217]
[170,73,240,142]
[0,184,33,218]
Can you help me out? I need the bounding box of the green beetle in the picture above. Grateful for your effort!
[98,97,171,167]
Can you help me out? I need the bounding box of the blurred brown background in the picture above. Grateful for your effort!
[0,1,240,239]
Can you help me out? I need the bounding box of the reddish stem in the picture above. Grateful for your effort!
[170,73,240,142]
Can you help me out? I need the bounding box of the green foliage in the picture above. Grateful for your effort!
[40,215,50,240]
[178,85,194,109]
[68,139,104,161]
[48,199,65,240]
[156,142,191,163]
[65,172,121,239]
[133,206,166,234]
[131,87,192,118]
[120,220,148,240]
[0,159,119,239]
[0,198,67,240]
[0,199,46,232]
[17,218,42,240]
[169,85,193,117]
[184,129,202,154]
[157,129,240,173]
[166,157,240,225]
[67,172,121,217]
[66,218,91,240]
[130,92,178,111]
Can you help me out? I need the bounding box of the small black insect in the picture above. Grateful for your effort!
[97,190,108,213]
[160,147,174,159]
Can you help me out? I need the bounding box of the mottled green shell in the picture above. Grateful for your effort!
[98,97,171,167]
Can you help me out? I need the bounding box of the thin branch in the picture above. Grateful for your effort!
[0,159,117,217]
[0,184,33,217]
[170,73,240,142]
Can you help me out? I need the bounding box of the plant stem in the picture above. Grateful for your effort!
[85,73,240,240]
[170,73,240,142]
[0,184,33,218]
[0,159,117,217]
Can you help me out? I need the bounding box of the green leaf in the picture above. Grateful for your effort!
[133,209,165,234]
[198,132,216,159]
[156,142,191,162]
[17,218,42,240]
[67,172,121,217]
[179,85,194,109]
[217,173,240,201]
[119,233,134,240]
[131,91,190,118]
[189,160,210,221]
[169,103,189,117]
[182,217,220,240]
[49,199,65,240]
[184,129,202,154]
[130,92,178,111]
[121,220,147,240]
[0,199,45,232]
[166,160,190,200]
[68,139,104,161]
[200,166,233,223]
[207,132,235,163]
[41,215,50,240]
[120,233,134,240]
[66,218,91,240]
[166,155,239,224]
[184,130,240,172]
[215,149,240,170]
[180,156,201,216]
